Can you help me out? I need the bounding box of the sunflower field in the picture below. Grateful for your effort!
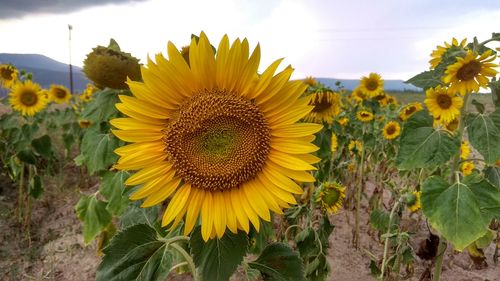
[0,32,499,281]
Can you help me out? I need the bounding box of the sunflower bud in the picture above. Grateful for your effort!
[314,182,346,214]
[83,39,141,89]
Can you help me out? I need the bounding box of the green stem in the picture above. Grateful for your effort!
[354,143,365,248]
[432,239,447,281]
[17,163,25,223]
[380,198,402,280]
[170,242,198,281]
[284,224,302,242]
[25,165,33,246]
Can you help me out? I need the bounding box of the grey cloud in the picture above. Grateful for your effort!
[0,0,147,19]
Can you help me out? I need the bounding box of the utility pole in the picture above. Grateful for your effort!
[68,24,74,94]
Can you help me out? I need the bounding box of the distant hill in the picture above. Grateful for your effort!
[316,78,421,92]
[0,53,89,97]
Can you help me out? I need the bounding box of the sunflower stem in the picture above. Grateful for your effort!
[24,165,33,247]
[354,139,365,249]
[379,198,402,280]
[432,239,447,281]
[17,163,25,223]
[169,242,198,281]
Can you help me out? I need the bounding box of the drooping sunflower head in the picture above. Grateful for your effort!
[83,40,142,89]
[461,161,475,176]
[348,140,363,154]
[0,64,18,89]
[331,133,338,153]
[315,182,345,214]
[351,86,367,103]
[111,32,322,241]
[429,38,467,69]
[356,110,374,122]
[460,141,471,160]
[406,191,421,212]
[359,72,384,97]
[304,90,342,124]
[424,85,463,125]
[48,84,72,104]
[382,121,401,140]
[303,76,317,87]
[399,102,423,121]
[443,50,498,95]
[8,80,48,116]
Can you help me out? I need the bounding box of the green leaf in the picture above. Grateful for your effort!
[107,38,121,52]
[370,208,390,232]
[80,88,120,123]
[475,230,494,249]
[249,243,305,281]
[467,112,500,165]
[81,126,120,174]
[466,178,500,220]
[295,227,316,258]
[17,149,36,165]
[471,99,485,114]
[396,111,460,170]
[62,133,75,151]
[75,194,112,244]
[405,70,443,90]
[28,174,43,199]
[484,166,500,189]
[190,227,248,281]
[31,135,52,159]
[99,171,130,216]
[120,201,160,229]
[96,224,173,281]
[421,176,491,250]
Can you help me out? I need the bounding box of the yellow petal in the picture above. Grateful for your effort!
[271,123,323,138]
[230,188,250,233]
[242,181,271,221]
[213,191,227,238]
[201,192,214,241]
[266,161,316,183]
[268,150,317,171]
[110,118,164,131]
[129,170,176,200]
[162,184,192,227]
[184,188,204,236]
[112,129,164,143]
[271,138,319,154]
[261,166,303,194]
[125,163,172,186]
[141,177,182,207]
[119,95,170,119]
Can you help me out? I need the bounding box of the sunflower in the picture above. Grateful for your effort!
[0,64,18,89]
[359,73,384,97]
[331,133,338,153]
[461,161,474,176]
[79,119,92,128]
[48,84,72,104]
[80,83,95,102]
[8,80,48,116]
[304,90,341,124]
[315,182,345,214]
[424,86,463,125]
[303,76,317,87]
[443,50,498,96]
[407,191,421,212]
[429,38,467,69]
[382,121,401,140]
[111,33,322,241]
[337,117,349,126]
[399,102,423,121]
[460,141,470,160]
[356,110,374,122]
[348,140,363,154]
[351,86,367,103]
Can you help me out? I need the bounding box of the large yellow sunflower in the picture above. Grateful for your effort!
[359,73,384,97]
[399,102,423,121]
[304,90,341,124]
[424,86,463,125]
[0,64,18,89]
[315,182,345,214]
[111,33,322,241]
[429,38,467,69]
[351,86,367,103]
[8,80,48,116]
[382,121,401,140]
[443,50,498,96]
[49,84,72,104]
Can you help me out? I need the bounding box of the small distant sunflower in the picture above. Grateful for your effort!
[356,110,374,122]
[443,50,498,96]
[386,95,398,105]
[8,80,48,116]
[382,121,401,140]
[424,86,463,125]
[407,191,421,212]
[304,90,342,124]
[460,141,471,160]
[80,83,96,102]
[303,76,317,87]
[348,140,363,154]
[351,87,367,103]
[0,64,18,89]
[331,134,338,153]
[359,73,384,97]
[111,33,322,241]
[429,38,467,69]
[461,161,474,176]
[347,163,355,172]
[79,119,92,128]
[49,84,72,104]
[315,182,345,214]
[337,117,349,126]
[399,102,423,121]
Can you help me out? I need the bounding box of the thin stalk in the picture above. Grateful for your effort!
[354,143,365,248]
[170,242,198,281]
[25,165,33,247]
[432,239,447,281]
[17,163,25,223]
[380,199,401,280]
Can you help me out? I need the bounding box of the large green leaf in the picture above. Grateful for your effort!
[120,201,160,229]
[405,70,443,90]
[75,194,112,244]
[28,174,43,199]
[421,176,497,250]
[99,171,130,216]
[81,126,120,174]
[484,166,500,189]
[80,88,120,123]
[249,243,305,281]
[396,111,460,170]
[96,224,173,281]
[190,227,248,281]
[467,112,500,165]
[31,135,52,159]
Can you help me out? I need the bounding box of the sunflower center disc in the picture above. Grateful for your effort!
[164,89,271,191]
[54,88,67,98]
[456,61,481,81]
[322,188,340,205]
[365,80,379,91]
[405,106,416,116]
[1,68,13,80]
[310,93,332,113]
[386,125,396,135]
[20,90,38,106]
[436,94,452,109]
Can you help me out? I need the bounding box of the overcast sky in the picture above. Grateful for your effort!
[0,0,499,80]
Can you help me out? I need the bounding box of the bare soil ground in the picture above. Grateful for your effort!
[0,165,499,281]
